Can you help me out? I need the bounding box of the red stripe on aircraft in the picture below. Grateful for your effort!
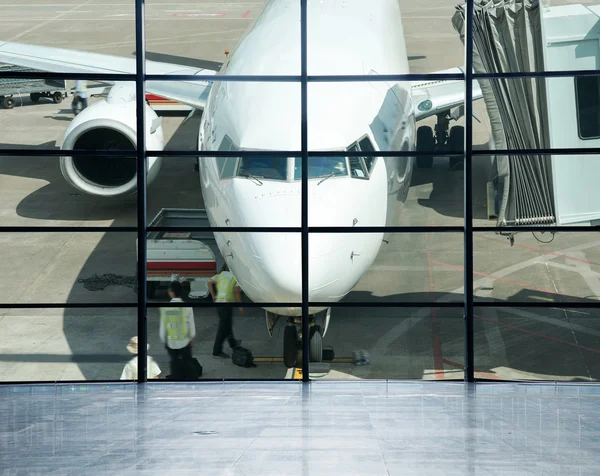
[147,262,216,271]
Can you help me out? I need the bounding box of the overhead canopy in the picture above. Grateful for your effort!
[452,0,554,226]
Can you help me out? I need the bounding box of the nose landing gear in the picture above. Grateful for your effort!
[282,317,324,369]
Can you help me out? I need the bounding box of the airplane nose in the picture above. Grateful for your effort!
[250,233,303,302]
[249,233,369,303]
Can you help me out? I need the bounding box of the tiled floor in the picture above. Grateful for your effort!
[2,381,600,475]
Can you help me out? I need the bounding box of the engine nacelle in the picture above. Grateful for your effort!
[60,83,165,197]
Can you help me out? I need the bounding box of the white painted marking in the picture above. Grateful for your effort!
[8,0,94,42]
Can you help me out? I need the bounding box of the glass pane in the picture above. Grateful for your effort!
[0,2,135,74]
[474,306,600,381]
[474,155,600,228]
[472,77,600,153]
[0,80,138,152]
[147,155,305,228]
[150,303,306,380]
[0,232,138,305]
[308,233,464,304]
[462,2,600,75]
[306,306,463,380]
[308,152,466,227]
[147,232,301,305]
[309,1,463,75]
[474,232,600,304]
[0,155,138,226]
[0,307,137,382]
[145,1,295,76]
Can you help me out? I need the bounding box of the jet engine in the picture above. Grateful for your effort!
[60,83,165,197]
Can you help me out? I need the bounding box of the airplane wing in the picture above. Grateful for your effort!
[0,41,216,110]
[411,67,483,121]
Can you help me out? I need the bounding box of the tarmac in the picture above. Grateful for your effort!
[1,0,600,382]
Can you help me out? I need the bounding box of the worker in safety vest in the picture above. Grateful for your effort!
[208,264,242,359]
[159,280,196,379]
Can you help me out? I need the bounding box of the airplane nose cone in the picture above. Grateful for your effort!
[246,232,374,304]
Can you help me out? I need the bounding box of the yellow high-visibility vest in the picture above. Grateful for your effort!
[215,272,238,302]
[160,307,187,344]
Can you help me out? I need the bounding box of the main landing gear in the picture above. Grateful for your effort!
[416,112,464,170]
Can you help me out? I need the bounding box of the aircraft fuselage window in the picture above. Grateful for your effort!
[575,76,600,140]
[217,135,239,179]
[293,157,348,180]
[239,157,287,181]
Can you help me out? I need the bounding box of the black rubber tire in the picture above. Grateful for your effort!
[30,93,40,102]
[147,281,157,299]
[448,126,464,170]
[416,126,434,168]
[52,92,63,104]
[3,97,14,109]
[283,325,298,368]
[309,325,323,363]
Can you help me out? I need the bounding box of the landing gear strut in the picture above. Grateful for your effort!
[415,112,465,169]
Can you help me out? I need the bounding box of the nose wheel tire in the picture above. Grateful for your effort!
[448,126,464,170]
[309,325,323,363]
[416,125,434,168]
[146,281,157,299]
[283,325,298,368]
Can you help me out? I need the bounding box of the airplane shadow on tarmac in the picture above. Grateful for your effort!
[340,289,600,381]
[410,152,493,222]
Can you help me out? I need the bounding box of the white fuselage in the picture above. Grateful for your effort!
[198,0,415,316]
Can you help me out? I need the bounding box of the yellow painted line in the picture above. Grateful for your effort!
[253,357,355,363]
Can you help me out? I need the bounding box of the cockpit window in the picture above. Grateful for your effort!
[217,135,239,179]
[347,136,377,179]
[293,157,348,180]
[358,137,376,173]
[239,157,287,181]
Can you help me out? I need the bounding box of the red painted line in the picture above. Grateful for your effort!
[426,231,445,380]
[475,314,600,355]
[147,262,216,270]
[442,358,501,379]
[171,13,226,18]
[479,234,600,267]
[432,260,559,296]
[242,9,251,18]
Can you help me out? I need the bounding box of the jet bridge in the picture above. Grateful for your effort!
[452,0,600,228]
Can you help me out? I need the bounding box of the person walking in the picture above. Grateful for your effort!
[159,280,196,379]
[120,336,161,380]
[207,264,242,359]
[72,80,89,115]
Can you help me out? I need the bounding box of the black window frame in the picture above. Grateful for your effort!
[1,0,598,386]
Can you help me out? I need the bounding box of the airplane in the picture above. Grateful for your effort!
[0,0,482,368]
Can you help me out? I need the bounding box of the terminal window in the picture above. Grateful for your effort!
[575,76,600,140]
